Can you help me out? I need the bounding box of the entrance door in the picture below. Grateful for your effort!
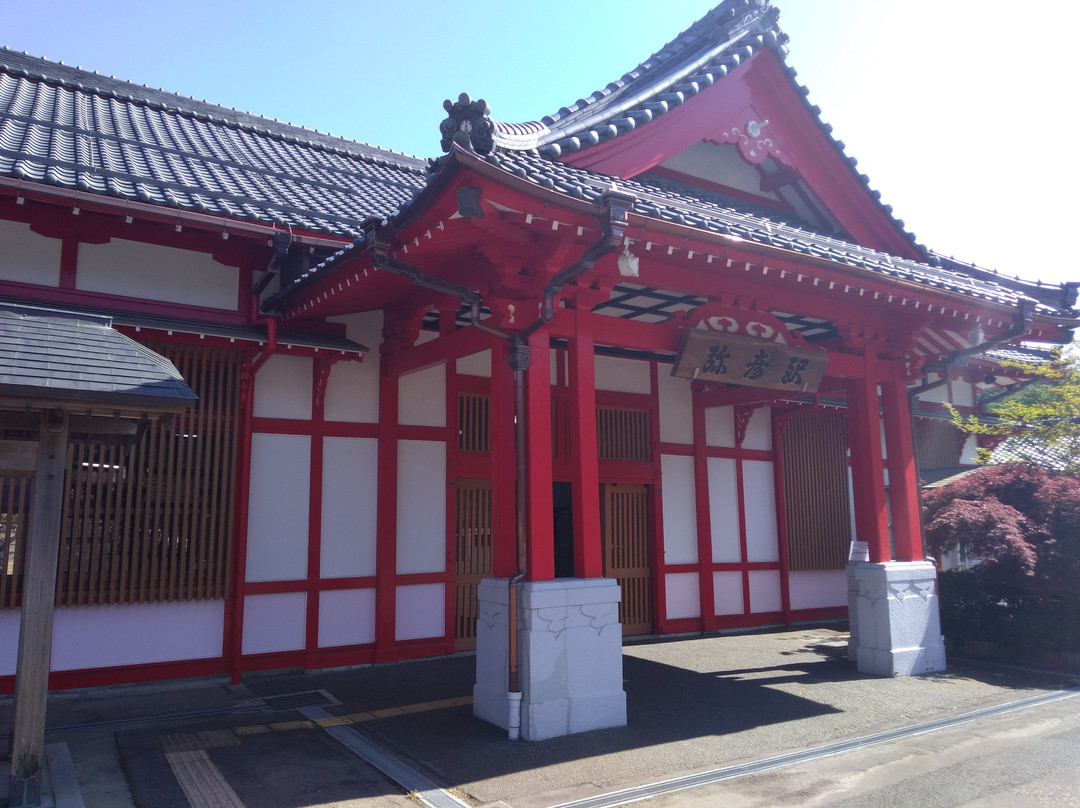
[454,479,491,651]
[601,483,652,636]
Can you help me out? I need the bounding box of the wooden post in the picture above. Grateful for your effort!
[847,374,890,562]
[882,375,924,562]
[525,331,555,581]
[9,410,69,808]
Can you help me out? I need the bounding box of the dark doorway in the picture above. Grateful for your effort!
[553,481,574,578]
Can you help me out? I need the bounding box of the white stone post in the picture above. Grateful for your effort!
[847,560,947,676]
[474,577,627,740]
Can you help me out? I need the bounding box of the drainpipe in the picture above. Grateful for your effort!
[368,186,634,738]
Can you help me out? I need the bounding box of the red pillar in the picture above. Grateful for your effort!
[691,394,715,630]
[525,331,555,581]
[569,311,603,578]
[374,369,399,662]
[490,342,517,578]
[882,373,923,562]
[847,373,890,562]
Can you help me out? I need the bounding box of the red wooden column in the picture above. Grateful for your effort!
[490,342,517,577]
[847,372,891,562]
[691,393,716,629]
[374,368,399,662]
[882,371,923,562]
[525,331,555,581]
[568,310,603,578]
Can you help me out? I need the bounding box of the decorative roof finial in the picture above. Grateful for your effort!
[439,93,495,155]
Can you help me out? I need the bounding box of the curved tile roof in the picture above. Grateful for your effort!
[0,48,428,237]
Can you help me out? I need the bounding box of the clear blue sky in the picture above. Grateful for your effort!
[4,0,1077,288]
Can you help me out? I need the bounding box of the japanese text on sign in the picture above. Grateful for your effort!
[672,330,828,392]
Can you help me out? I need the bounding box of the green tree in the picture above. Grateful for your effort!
[948,342,1080,475]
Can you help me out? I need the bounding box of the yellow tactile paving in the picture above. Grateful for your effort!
[165,749,245,808]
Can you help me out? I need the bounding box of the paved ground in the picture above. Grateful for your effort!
[2,625,1078,808]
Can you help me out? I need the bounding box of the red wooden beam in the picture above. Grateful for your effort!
[568,310,603,578]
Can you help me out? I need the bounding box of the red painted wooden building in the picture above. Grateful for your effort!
[1,0,1076,739]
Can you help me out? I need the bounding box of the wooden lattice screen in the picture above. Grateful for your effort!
[596,407,651,462]
[0,343,242,608]
[458,392,491,454]
[454,479,492,650]
[782,410,853,571]
[602,482,652,635]
[914,419,963,470]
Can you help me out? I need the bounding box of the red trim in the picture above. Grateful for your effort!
[305,362,328,659]
[882,374,923,561]
[226,351,258,683]
[525,330,555,581]
[847,371,890,561]
[0,658,232,695]
[374,371,400,662]
[569,311,603,578]
[772,413,793,626]
[491,346,517,578]
[648,362,666,634]
[691,391,716,629]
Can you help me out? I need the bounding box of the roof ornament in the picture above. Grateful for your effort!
[439,93,496,155]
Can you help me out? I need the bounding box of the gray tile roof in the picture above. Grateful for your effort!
[0,48,428,237]
[0,302,197,407]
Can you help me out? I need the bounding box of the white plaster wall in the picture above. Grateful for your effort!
[743,460,779,562]
[246,433,310,582]
[919,376,948,403]
[742,407,773,450]
[665,572,700,619]
[321,437,378,578]
[326,312,382,422]
[77,238,238,309]
[253,354,313,420]
[788,570,847,610]
[396,440,447,574]
[399,365,446,427]
[705,406,736,447]
[0,610,19,675]
[456,350,492,378]
[660,141,770,198]
[952,380,975,408]
[713,571,744,616]
[658,370,693,444]
[395,583,445,640]
[594,355,651,394]
[242,592,306,655]
[748,570,782,613]
[48,601,224,671]
[318,588,376,648]
[960,433,979,464]
[0,220,62,286]
[707,457,741,562]
[661,454,698,564]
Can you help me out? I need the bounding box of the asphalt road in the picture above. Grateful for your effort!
[632,693,1080,807]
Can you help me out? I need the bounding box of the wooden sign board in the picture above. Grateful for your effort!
[672,330,828,393]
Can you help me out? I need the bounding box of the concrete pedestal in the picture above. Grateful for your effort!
[847,561,947,676]
[473,577,627,740]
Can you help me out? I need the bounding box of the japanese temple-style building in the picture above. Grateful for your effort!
[2,0,1077,745]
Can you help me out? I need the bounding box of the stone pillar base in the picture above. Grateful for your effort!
[474,578,627,740]
[847,561,947,677]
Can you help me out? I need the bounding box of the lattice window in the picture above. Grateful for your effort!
[596,407,652,462]
[782,410,852,571]
[915,420,963,470]
[454,479,492,650]
[0,475,31,608]
[458,392,491,454]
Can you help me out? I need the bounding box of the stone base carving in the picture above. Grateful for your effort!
[847,561,947,676]
[473,578,627,740]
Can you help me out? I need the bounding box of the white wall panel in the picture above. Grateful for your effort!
[253,354,313,420]
[326,312,381,422]
[748,570,782,613]
[399,365,446,426]
[952,380,975,408]
[707,457,741,562]
[395,583,445,640]
[705,406,735,447]
[743,460,779,562]
[318,588,376,648]
[658,369,693,444]
[49,601,224,671]
[242,592,306,655]
[594,355,651,393]
[742,407,773,450]
[0,611,19,675]
[712,571,744,616]
[246,433,310,582]
[788,571,847,610]
[456,350,492,377]
[77,238,238,309]
[665,572,700,619]
[661,454,698,564]
[321,437,378,578]
[960,434,979,464]
[396,440,447,574]
[0,220,62,286]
